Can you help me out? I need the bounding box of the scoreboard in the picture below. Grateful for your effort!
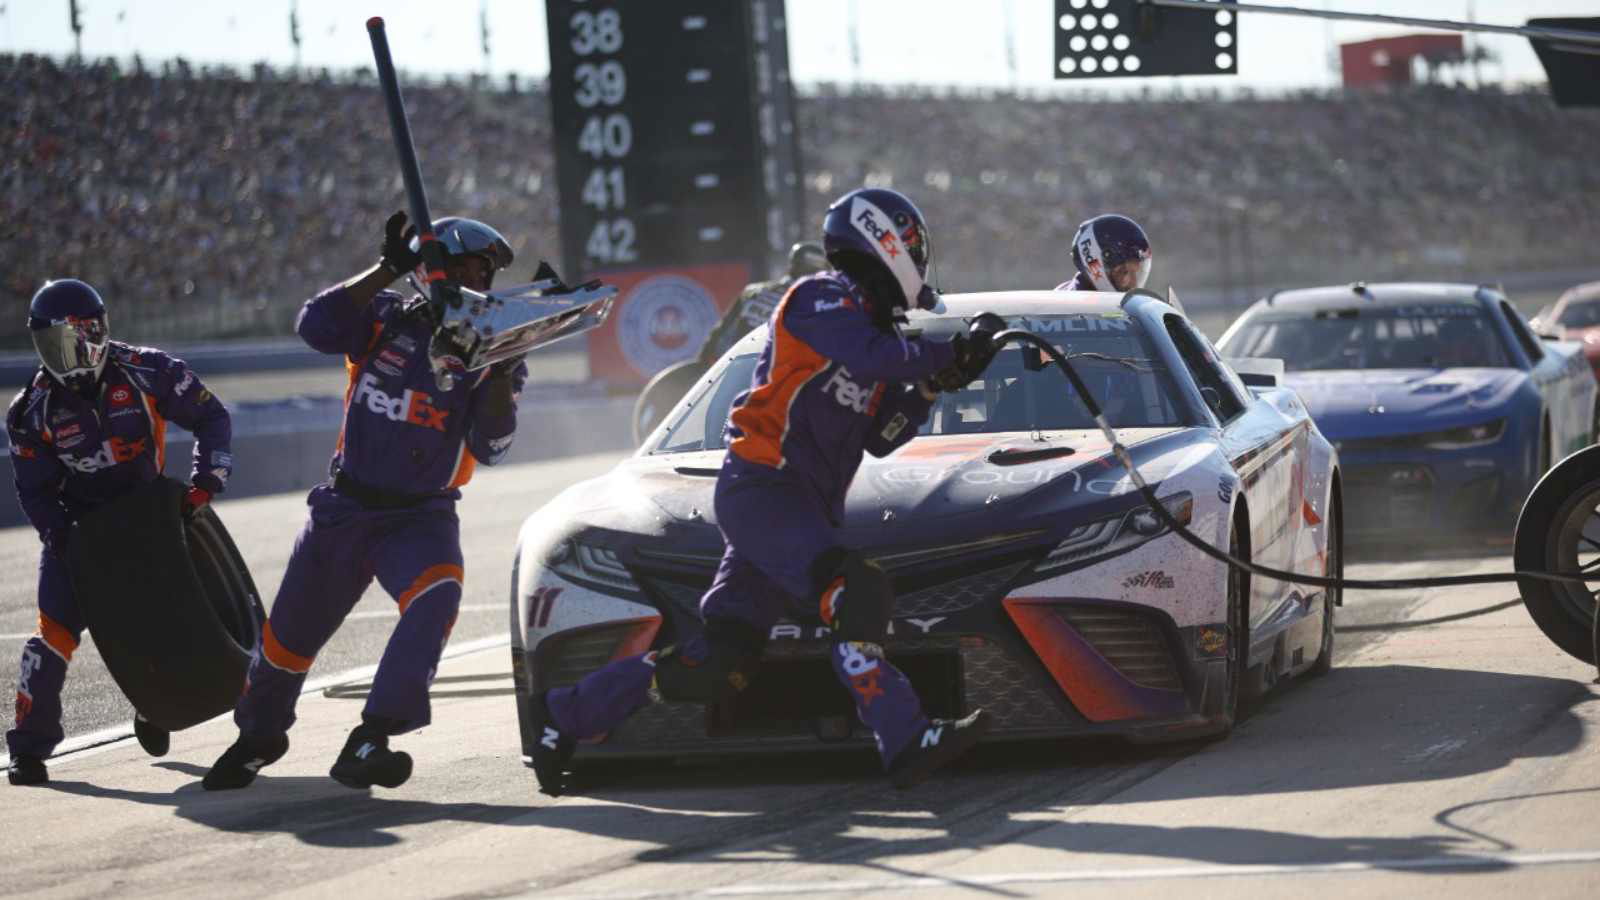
[546,0,803,384]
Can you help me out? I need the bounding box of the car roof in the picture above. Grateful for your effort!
[927,290,1141,319]
[1255,282,1491,313]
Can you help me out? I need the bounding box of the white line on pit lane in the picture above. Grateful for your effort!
[0,602,506,641]
[0,632,511,770]
[532,851,1600,898]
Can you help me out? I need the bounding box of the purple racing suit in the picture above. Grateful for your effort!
[233,286,526,738]
[546,271,959,765]
[6,345,232,759]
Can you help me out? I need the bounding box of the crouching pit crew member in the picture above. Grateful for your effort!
[530,188,1002,796]
[203,212,527,791]
[7,279,232,786]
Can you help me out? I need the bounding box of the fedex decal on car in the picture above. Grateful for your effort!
[352,372,448,432]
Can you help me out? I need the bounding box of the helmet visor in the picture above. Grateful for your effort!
[32,316,108,381]
[1110,257,1152,292]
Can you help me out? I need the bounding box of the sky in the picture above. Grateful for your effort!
[1,1,1595,92]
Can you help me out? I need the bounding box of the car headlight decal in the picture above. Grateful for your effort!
[1034,491,1194,575]
[547,540,639,592]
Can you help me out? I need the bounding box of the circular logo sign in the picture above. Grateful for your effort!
[617,275,720,376]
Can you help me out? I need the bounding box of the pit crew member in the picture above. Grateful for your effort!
[1056,214,1153,292]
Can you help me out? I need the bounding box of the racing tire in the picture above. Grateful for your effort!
[1216,519,1250,735]
[68,477,265,731]
[632,359,709,445]
[1309,487,1341,677]
[1514,443,1600,664]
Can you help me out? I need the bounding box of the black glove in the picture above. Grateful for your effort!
[379,210,421,278]
[931,313,1005,392]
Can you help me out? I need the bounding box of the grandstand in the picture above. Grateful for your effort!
[4,53,1599,346]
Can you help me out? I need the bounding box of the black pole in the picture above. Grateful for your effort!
[366,17,455,316]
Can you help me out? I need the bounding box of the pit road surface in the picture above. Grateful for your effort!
[2,453,1597,899]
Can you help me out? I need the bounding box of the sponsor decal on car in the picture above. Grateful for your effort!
[1123,570,1175,590]
[528,586,562,629]
[1197,627,1227,657]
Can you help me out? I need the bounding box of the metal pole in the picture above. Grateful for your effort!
[1144,0,1600,48]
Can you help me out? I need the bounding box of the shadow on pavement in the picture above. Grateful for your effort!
[322,672,513,701]
[44,761,540,849]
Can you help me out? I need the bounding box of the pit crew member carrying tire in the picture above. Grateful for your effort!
[531,188,1003,795]
[1056,214,1153,292]
[7,279,233,786]
[203,212,528,792]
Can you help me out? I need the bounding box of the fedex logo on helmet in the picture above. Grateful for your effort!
[60,436,147,473]
[823,366,882,415]
[854,206,901,259]
[352,372,448,432]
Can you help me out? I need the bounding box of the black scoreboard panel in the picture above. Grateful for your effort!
[546,0,802,279]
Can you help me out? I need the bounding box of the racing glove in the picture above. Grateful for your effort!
[378,210,421,279]
[931,313,1006,392]
[183,485,213,517]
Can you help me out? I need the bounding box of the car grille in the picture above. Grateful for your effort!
[1345,464,1434,531]
[1056,606,1183,691]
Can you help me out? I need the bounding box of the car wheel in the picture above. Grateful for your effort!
[1219,520,1249,731]
[1309,492,1340,677]
[1590,399,1600,448]
[1515,444,1600,664]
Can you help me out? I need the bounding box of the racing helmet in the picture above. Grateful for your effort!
[821,188,938,321]
[787,241,829,278]
[1072,214,1153,292]
[28,279,110,393]
[410,216,514,290]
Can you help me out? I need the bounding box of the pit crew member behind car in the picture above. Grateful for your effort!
[1056,214,1153,292]
[7,279,232,787]
[530,188,1003,795]
[697,241,831,366]
[203,212,528,792]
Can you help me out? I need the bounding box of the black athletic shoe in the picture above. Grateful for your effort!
[529,691,576,797]
[133,713,170,758]
[7,755,47,786]
[202,733,290,791]
[329,725,413,790]
[887,709,992,790]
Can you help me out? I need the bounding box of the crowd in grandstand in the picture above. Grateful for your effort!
[4,53,1599,345]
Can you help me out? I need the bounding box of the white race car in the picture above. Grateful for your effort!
[510,290,1341,764]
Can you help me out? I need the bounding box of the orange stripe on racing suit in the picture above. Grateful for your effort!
[261,620,315,674]
[334,322,386,457]
[38,613,79,662]
[396,563,465,616]
[445,446,478,489]
[138,391,167,472]
[728,287,830,468]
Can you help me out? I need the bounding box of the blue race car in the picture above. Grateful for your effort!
[1217,283,1596,544]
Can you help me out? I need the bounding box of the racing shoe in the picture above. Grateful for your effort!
[133,712,169,757]
[529,690,576,797]
[7,755,47,786]
[887,709,992,790]
[203,733,289,791]
[329,724,413,790]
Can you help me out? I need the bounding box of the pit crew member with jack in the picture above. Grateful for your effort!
[530,188,1004,795]
[7,279,233,786]
[203,212,528,791]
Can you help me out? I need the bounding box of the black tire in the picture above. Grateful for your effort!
[1309,486,1340,677]
[1590,399,1600,448]
[1514,443,1600,664]
[68,477,265,731]
[1218,519,1249,733]
[632,359,710,445]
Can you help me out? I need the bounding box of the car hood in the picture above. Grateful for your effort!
[1284,368,1524,438]
[594,428,1193,543]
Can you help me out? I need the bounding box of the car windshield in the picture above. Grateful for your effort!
[1557,298,1600,328]
[647,312,1191,454]
[1224,304,1512,371]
